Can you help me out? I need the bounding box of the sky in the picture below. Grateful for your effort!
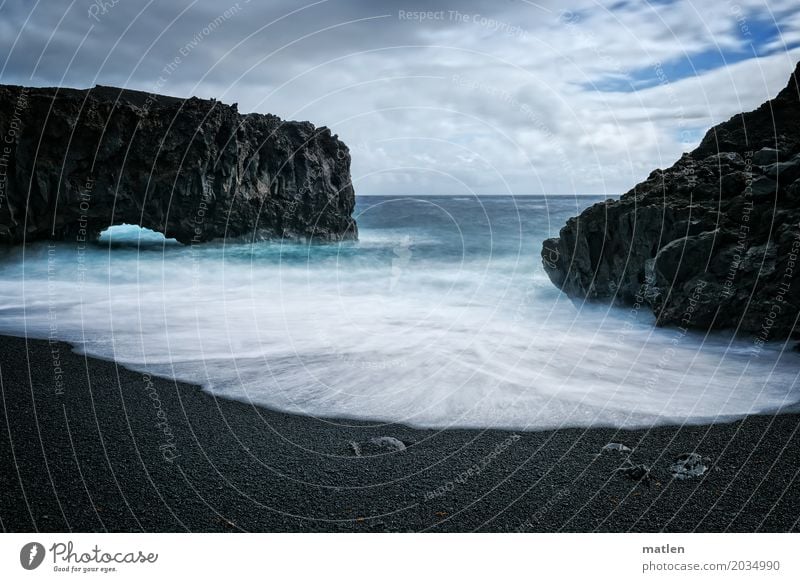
[1,0,799,196]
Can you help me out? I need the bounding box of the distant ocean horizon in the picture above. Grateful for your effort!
[0,194,797,430]
[354,193,616,197]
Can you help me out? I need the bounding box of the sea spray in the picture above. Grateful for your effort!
[0,196,797,430]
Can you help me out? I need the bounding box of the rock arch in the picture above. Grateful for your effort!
[0,84,357,245]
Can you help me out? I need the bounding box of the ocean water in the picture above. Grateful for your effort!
[0,195,798,430]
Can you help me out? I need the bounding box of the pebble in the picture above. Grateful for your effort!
[670,453,711,480]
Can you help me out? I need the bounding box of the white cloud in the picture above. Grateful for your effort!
[1,0,799,195]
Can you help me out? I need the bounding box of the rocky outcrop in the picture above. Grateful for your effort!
[542,62,800,341]
[0,84,357,244]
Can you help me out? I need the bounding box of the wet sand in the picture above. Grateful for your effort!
[1,334,798,532]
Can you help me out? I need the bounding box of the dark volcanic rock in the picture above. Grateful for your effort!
[0,84,357,244]
[349,436,408,456]
[616,460,652,485]
[542,62,800,341]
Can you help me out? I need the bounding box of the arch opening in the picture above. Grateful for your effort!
[97,224,180,248]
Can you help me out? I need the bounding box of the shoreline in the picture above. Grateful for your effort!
[1,334,798,532]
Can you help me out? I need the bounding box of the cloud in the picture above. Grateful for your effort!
[1,0,799,195]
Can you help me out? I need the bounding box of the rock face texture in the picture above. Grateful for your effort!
[0,84,357,245]
[542,62,800,341]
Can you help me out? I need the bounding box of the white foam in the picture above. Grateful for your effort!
[0,226,797,430]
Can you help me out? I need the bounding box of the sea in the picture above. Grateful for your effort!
[1,195,798,430]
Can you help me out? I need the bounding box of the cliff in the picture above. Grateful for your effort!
[542,62,800,341]
[0,84,357,245]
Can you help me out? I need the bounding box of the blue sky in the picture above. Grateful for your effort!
[587,5,799,92]
[1,0,799,195]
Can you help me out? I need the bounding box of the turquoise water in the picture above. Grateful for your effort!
[0,195,798,429]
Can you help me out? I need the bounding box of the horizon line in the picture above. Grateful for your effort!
[355,193,614,197]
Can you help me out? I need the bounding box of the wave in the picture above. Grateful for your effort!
[0,196,797,430]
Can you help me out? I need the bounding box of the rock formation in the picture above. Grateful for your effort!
[0,84,357,245]
[542,62,800,342]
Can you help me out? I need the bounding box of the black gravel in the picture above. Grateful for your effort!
[1,335,798,532]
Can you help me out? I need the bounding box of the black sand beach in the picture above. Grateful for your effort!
[1,334,798,533]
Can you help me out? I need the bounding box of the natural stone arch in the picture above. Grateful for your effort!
[0,84,357,246]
